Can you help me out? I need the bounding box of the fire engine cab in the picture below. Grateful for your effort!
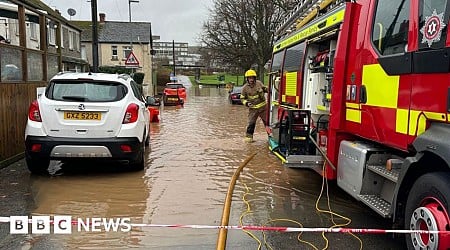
[268,0,450,249]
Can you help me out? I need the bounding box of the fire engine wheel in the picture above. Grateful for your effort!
[405,172,450,250]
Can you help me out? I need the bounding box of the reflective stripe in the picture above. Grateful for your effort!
[345,102,361,123]
[424,111,446,122]
[396,109,446,135]
[346,108,361,123]
[362,64,399,109]
[247,94,261,100]
[285,72,297,96]
[250,101,267,109]
[409,110,427,136]
[273,7,345,53]
[396,109,409,135]
[346,103,360,109]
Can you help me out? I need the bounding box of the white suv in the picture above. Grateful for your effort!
[25,72,150,174]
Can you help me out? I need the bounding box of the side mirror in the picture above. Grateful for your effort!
[146,96,161,106]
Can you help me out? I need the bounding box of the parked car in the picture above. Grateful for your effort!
[25,72,151,174]
[163,83,186,106]
[146,96,161,123]
[228,86,243,105]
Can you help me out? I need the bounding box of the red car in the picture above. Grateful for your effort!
[163,83,186,106]
[228,86,243,105]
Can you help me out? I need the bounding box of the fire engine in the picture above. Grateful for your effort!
[267,0,450,249]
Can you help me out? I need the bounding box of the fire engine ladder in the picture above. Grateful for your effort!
[275,0,345,35]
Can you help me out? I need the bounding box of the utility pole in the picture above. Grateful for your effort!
[172,40,176,79]
[91,0,99,72]
[128,0,139,22]
[128,0,139,75]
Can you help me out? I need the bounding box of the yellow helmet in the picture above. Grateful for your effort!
[245,69,257,77]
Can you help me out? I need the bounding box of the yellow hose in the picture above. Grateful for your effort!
[216,152,257,250]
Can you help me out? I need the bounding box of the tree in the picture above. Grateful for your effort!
[201,0,291,80]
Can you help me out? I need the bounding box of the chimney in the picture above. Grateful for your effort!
[99,13,106,23]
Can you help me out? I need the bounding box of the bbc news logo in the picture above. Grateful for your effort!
[9,216,131,234]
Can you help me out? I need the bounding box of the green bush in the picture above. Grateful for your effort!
[133,72,145,84]
[98,66,131,74]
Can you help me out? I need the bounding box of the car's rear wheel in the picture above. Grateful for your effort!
[144,130,150,146]
[129,141,145,171]
[25,154,49,175]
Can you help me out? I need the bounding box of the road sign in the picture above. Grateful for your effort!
[125,51,139,66]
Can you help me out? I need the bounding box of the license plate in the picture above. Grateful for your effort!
[167,98,178,101]
[64,111,101,120]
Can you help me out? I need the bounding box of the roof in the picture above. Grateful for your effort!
[71,20,153,44]
[7,0,81,31]
[52,72,133,83]
[70,21,100,41]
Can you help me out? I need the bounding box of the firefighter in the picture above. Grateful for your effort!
[240,69,269,142]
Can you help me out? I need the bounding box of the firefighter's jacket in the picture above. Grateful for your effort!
[240,80,267,109]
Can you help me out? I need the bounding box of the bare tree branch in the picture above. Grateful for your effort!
[201,0,290,80]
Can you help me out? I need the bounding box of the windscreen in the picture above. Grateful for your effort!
[166,84,184,89]
[47,81,128,102]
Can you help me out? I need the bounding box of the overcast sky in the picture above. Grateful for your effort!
[40,0,213,45]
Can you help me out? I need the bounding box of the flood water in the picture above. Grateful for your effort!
[25,85,405,249]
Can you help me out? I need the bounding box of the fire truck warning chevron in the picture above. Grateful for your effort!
[8,216,131,234]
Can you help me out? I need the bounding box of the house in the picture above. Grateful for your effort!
[72,13,158,96]
[0,0,87,164]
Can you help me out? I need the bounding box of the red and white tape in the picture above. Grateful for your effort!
[0,217,447,234]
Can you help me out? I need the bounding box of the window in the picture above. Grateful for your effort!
[48,81,128,102]
[283,43,305,72]
[81,45,87,60]
[47,55,59,80]
[418,0,449,50]
[48,26,56,45]
[372,0,410,55]
[60,26,64,48]
[1,47,23,82]
[130,81,143,100]
[74,32,80,51]
[271,51,284,72]
[69,30,74,50]
[123,46,131,59]
[29,23,38,40]
[111,46,118,60]
[27,52,43,81]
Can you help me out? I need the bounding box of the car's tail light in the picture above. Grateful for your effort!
[28,100,42,122]
[123,103,139,124]
[31,144,42,152]
[120,144,132,152]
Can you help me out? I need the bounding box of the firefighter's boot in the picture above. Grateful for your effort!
[244,135,253,143]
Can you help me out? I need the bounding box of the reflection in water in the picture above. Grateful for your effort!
[27,86,403,249]
[29,166,148,249]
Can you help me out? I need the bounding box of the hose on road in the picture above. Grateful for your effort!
[216,152,257,250]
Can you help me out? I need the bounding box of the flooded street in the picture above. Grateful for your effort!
[0,86,405,249]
